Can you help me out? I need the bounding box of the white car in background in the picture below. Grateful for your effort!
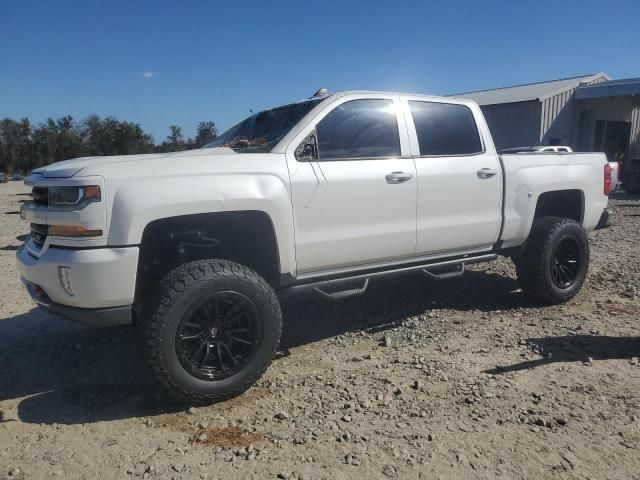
[499,145,573,154]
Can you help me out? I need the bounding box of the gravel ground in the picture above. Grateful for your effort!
[1,181,639,480]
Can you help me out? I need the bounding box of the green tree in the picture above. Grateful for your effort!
[194,121,217,147]
[0,118,33,172]
[32,116,87,164]
[157,125,186,152]
[82,115,155,156]
[0,114,219,172]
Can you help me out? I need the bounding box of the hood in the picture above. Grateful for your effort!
[31,147,236,178]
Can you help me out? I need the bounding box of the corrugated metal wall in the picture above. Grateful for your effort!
[541,89,575,144]
[480,101,541,150]
[541,75,609,144]
[631,106,640,158]
[473,75,639,156]
[578,97,638,122]
[573,96,640,154]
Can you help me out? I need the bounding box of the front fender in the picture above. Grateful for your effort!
[107,173,295,276]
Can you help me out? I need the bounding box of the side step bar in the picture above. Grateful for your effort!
[314,278,370,300]
[280,253,497,300]
[422,263,465,280]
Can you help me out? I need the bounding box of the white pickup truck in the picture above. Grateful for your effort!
[17,90,611,404]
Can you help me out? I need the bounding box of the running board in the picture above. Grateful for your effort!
[422,263,465,280]
[279,253,497,300]
[314,278,370,300]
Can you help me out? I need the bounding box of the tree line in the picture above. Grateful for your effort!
[0,115,218,173]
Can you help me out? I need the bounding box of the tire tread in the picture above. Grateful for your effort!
[139,259,282,405]
[515,216,589,304]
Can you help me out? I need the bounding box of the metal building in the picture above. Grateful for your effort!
[453,73,640,165]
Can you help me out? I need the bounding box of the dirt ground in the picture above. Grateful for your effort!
[0,181,639,480]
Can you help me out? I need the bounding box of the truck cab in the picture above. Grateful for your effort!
[280,92,503,275]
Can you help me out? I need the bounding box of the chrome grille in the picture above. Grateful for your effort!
[31,186,48,206]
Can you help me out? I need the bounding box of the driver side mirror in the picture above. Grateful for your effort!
[295,131,318,161]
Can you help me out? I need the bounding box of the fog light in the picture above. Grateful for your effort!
[23,280,51,305]
[58,266,74,296]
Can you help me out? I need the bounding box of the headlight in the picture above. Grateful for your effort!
[48,185,101,210]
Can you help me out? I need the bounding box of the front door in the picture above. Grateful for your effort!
[403,98,503,256]
[286,95,417,275]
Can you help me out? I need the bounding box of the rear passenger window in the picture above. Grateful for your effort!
[409,101,482,156]
[316,99,400,160]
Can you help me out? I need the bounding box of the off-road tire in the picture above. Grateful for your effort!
[139,259,282,405]
[514,217,589,304]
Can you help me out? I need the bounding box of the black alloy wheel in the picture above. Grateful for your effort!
[140,259,282,405]
[176,291,259,381]
[514,217,590,304]
[550,236,582,290]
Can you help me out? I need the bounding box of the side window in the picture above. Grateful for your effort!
[316,99,400,160]
[409,101,483,156]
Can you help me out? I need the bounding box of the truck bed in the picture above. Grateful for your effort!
[499,152,609,248]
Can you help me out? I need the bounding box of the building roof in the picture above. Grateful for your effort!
[575,77,640,99]
[451,73,610,106]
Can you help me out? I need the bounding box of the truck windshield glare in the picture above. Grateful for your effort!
[203,98,324,153]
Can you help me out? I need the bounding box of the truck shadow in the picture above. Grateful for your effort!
[0,309,156,425]
[2,270,538,425]
[484,335,640,374]
[279,270,528,349]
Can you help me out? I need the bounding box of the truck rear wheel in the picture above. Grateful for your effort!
[514,217,589,304]
[139,259,282,405]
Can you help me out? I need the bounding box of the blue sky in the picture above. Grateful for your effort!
[1,0,638,142]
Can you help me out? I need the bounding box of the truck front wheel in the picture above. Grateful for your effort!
[514,217,590,304]
[139,259,282,405]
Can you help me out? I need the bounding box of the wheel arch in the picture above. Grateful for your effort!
[501,188,585,257]
[135,210,282,303]
[533,189,585,224]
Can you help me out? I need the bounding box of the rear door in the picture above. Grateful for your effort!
[285,95,417,275]
[402,97,503,256]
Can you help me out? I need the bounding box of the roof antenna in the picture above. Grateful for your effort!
[312,88,329,98]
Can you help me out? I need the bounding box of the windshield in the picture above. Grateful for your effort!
[203,98,325,153]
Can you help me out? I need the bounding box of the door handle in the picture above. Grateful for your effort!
[386,171,413,184]
[477,168,498,179]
